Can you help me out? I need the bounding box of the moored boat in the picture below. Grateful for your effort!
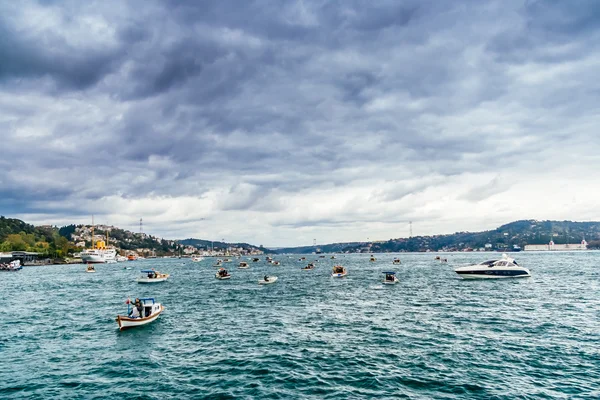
[0,260,22,272]
[137,269,170,283]
[258,275,278,285]
[215,268,231,280]
[116,297,164,330]
[332,265,347,278]
[382,271,398,284]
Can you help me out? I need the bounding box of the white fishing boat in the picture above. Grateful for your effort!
[382,271,399,284]
[301,263,315,270]
[215,268,231,280]
[332,265,347,278]
[116,298,165,331]
[136,269,170,283]
[192,256,204,262]
[393,258,401,265]
[86,265,96,273]
[0,260,22,272]
[259,275,278,285]
[272,261,281,266]
[238,262,249,269]
[116,255,127,262]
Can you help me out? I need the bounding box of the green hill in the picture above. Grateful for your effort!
[274,220,600,253]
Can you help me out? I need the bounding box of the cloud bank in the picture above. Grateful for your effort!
[2,0,600,246]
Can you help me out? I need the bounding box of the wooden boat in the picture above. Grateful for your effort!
[215,268,231,280]
[370,256,376,262]
[258,276,278,285]
[137,269,169,283]
[116,298,164,331]
[382,271,399,285]
[332,265,347,278]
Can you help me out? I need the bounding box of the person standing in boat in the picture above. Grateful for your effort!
[129,298,143,318]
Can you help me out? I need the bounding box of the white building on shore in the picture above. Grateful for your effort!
[524,240,587,251]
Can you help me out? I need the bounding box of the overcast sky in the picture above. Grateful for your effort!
[1,0,600,246]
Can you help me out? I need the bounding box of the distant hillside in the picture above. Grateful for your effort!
[178,238,275,254]
[0,216,71,256]
[275,220,600,253]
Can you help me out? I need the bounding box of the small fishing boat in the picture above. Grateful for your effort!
[137,269,170,283]
[331,256,335,259]
[215,268,231,280]
[213,261,223,268]
[252,258,260,262]
[192,256,204,262]
[370,256,376,262]
[116,297,164,331]
[258,275,278,285]
[86,265,96,273]
[127,254,137,261]
[382,271,399,285]
[272,261,281,266]
[332,265,347,278]
[238,262,249,269]
[393,258,401,265]
[302,263,315,270]
[223,258,232,263]
[266,256,273,262]
[0,260,22,272]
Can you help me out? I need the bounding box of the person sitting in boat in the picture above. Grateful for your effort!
[264,275,269,282]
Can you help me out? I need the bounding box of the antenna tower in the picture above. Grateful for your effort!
[409,221,413,238]
[140,218,143,235]
[313,239,316,247]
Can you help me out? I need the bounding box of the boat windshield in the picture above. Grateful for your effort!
[479,260,497,266]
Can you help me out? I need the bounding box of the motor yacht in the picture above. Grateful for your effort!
[454,254,530,279]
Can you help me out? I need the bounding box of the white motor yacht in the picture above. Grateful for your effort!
[454,254,530,279]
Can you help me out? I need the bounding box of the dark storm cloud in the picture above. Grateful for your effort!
[2,0,600,242]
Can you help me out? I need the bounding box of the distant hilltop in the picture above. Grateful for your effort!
[0,216,269,258]
[274,220,600,254]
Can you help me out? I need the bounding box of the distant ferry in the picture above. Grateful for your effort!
[314,247,322,254]
[81,247,117,264]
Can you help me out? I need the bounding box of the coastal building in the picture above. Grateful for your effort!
[524,240,587,251]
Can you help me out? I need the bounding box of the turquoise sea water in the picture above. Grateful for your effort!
[1,252,599,399]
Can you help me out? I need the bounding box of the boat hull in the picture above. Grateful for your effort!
[258,277,278,285]
[116,305,164,330]
[137,276,169,283]
[215,275,231,280]
[332,273,347,278]
[456,272,530,279]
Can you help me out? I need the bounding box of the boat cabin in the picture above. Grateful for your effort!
[128,298,160,318]
[141,269,159,278]
[382,271,396,281]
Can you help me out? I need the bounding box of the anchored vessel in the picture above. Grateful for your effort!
[332,265,347,278]
[382,271,398,284]
[454,254,531,279]
[137,269,169,283]
[116,298,164,330]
